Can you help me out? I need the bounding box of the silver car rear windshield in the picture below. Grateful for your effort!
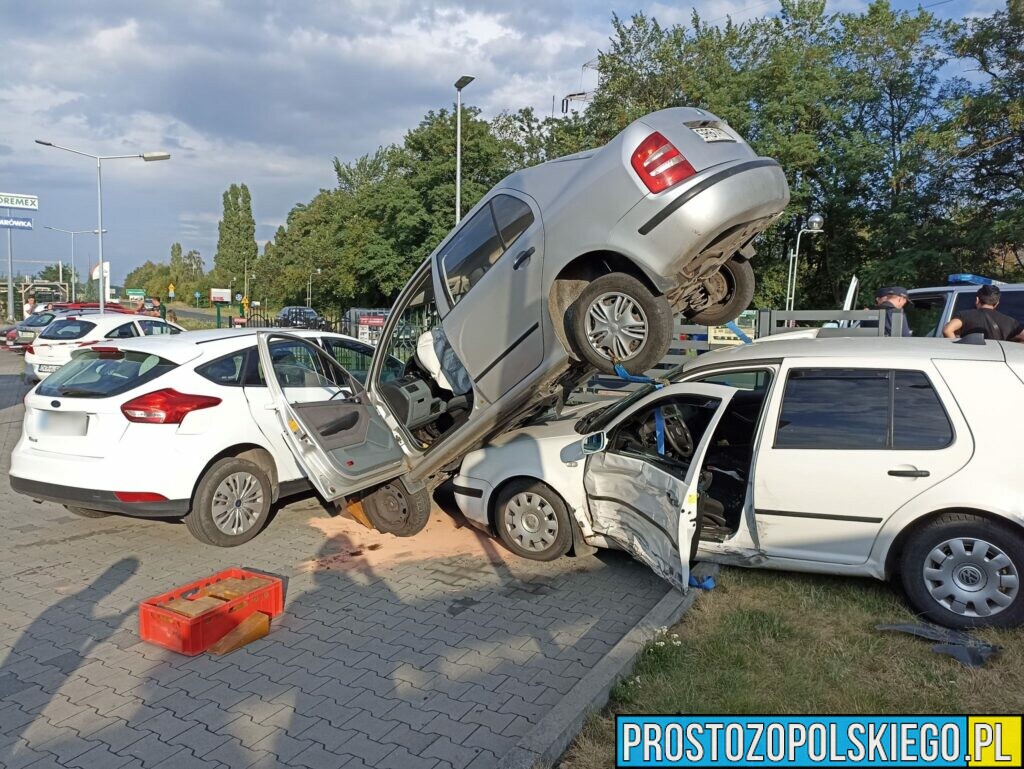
[37,349,177,399]
[39,318,97,340]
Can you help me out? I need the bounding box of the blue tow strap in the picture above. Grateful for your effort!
[724,320,753,344]
[613,363,667,456]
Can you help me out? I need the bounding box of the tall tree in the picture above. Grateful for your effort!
[214,183,258,285]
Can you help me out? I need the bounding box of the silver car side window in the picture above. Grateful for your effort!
[438,204,505,306]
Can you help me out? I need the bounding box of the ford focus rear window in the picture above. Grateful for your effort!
[39,319,97,340]
[37,350,177,398]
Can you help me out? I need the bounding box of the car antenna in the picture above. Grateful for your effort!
[954,333,986,345]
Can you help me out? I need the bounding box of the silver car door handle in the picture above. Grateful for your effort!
[512,246,535,270]
[888,469,930,478]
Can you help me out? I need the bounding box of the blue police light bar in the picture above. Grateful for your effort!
[948,273,1001,286]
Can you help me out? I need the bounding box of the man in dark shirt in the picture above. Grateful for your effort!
[862,286,912,337]
[943,285,1024,341]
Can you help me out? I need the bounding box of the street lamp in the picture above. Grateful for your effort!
[785,213,825,312]
[43,226,106,302]
[454,75,475,225]
[35,139,170,312]
[307,268,321,308]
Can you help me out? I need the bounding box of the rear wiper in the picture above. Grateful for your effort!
[57,387,103,397]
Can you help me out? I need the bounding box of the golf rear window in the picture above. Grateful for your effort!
[37,350,178,399]
[39,318,97,340]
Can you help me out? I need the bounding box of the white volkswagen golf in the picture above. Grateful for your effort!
[452,337,1024,628]
[11,328,403,546]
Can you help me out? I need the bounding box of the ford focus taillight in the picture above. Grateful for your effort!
[121,389,221,424]
[631,131,696,193]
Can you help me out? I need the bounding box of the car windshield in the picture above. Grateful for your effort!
[39,318,98,340]
[36,349,178,398]
[24,313,56,328]
[574,361,688,434]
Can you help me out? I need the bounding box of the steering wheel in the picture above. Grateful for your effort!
[662,408,695,459]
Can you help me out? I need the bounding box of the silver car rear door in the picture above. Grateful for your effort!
[582,383,735,590]
[257,332,406,500]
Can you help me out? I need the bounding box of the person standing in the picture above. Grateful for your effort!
[22,294,36,320]
[861,286,912,337]
[943,285,1024,342]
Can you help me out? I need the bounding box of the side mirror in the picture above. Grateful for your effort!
[582,431,608,455]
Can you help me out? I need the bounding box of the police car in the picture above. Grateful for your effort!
[907,274,1024,338]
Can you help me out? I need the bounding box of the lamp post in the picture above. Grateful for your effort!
[307,268,321,308]
[44,226,106,302]
[35,140,170,312]
[454,75,475,224]
[785,213,825,312]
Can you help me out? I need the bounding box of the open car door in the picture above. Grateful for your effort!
[257,332,406,501]
[582,384,735,590]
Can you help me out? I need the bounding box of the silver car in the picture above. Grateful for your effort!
[255,107,790,537]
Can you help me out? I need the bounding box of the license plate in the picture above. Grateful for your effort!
[692,126,734,143]
[37,364,60,373]
[35,410,89,436]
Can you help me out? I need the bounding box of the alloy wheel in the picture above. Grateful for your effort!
[211,472,265,536]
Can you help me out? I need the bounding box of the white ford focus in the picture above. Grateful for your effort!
[452,337,1024,628]
[24,312,185,381]
[10,328,403,546]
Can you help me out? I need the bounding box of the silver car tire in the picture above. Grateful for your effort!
[569,272,672,375]
[493,479,573,562]
[186,457,273,547]
[899,512,1024,629]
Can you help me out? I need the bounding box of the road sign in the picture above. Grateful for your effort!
[194,291,201,299]
[0,216,32,230]
[126,288,145,300]
[168,283,175,293]
[234,292,242,302]
[0,193,38,211]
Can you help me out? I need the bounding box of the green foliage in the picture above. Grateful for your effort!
[214,183,258,287]
[154,1,1023,313]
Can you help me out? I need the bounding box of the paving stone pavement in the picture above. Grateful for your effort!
[0,351,670,768]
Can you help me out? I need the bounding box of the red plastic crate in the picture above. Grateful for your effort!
[139,567,284,656]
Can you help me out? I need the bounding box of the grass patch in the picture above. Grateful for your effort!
[559,567,1024,768]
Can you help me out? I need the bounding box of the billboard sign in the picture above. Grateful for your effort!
[0,193,38,211]
[210,288,231,303]
[0,216,33,230]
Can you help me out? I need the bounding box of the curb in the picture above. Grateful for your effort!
[496,562,720,769]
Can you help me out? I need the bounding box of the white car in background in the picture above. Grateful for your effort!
[24,313,185,381]
[453,337,1024,629]
[11,329,404,546]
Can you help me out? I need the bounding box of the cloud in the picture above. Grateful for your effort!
[0,0,982,283]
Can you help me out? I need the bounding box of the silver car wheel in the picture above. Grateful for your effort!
[923,537,1020,618]
[585,291,649,362]
[211,472,265,536]
[503,492,559,553]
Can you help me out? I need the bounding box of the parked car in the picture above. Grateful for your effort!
[907,278,1024,338]
[276,306,325,329]
[10,329,406,545]
[452,336,1024,629]
[24,313,185,381]
[10,305,136,348]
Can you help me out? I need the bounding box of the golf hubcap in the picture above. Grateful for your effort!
[923,537,1019,618]
[504,493,558,553]
[211,472,264,536]
[585,292,648,362]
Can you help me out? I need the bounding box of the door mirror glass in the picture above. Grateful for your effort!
[582,431,608,455]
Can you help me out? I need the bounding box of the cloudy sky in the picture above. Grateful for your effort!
[0,0,998,286]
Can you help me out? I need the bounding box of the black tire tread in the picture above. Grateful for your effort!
[688,257,756,326]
